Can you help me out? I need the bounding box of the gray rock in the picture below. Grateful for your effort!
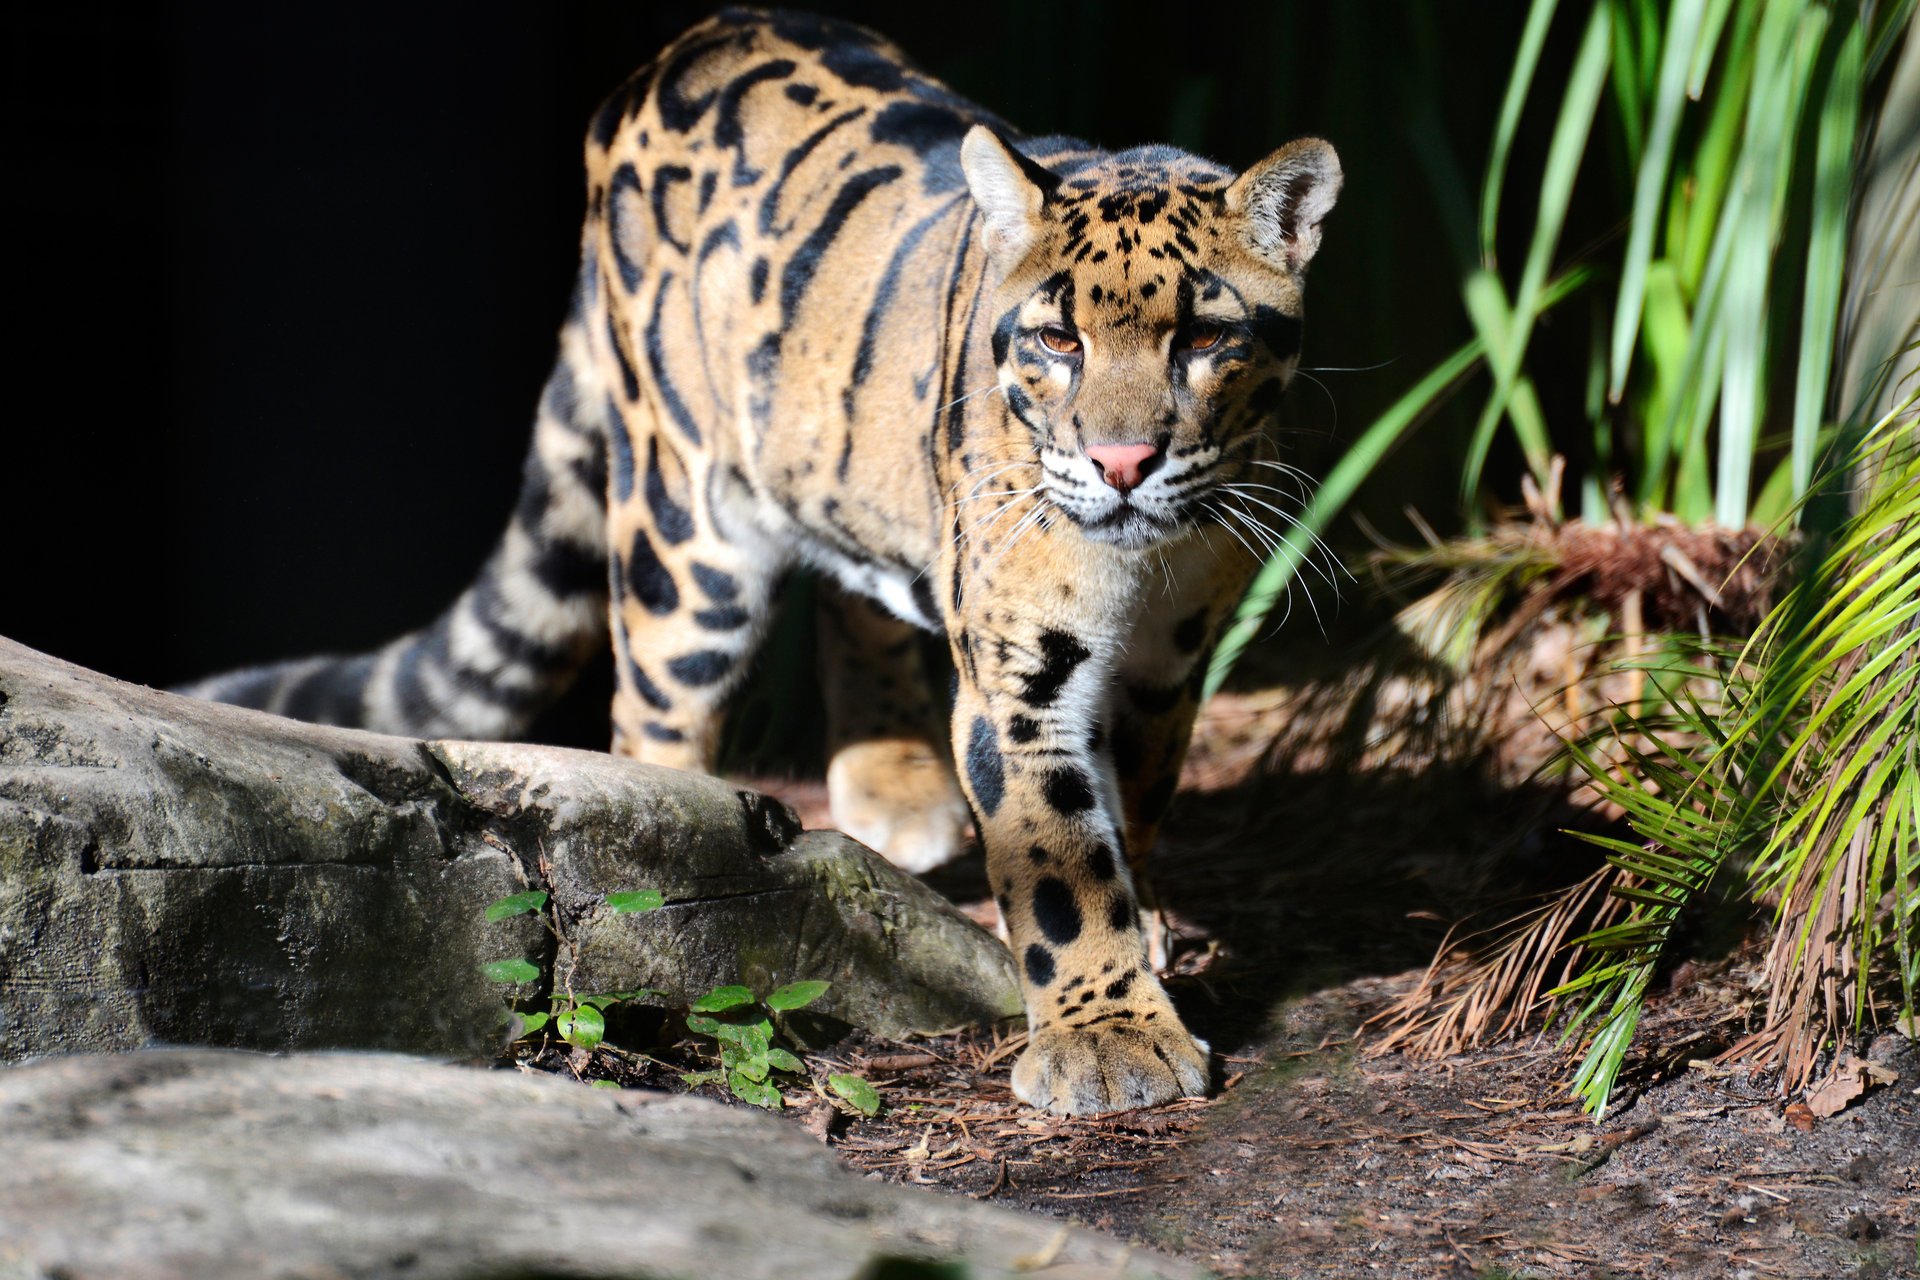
[0,1048,1194,1280]
[0,636,1019,1060]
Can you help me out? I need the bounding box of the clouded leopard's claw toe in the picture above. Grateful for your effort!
[1011,1019,1209,1116]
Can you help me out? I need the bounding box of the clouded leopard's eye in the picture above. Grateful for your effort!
[1038,327,1081,356]
[1181,324,1225,353]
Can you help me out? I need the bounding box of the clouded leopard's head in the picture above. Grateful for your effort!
[961,127,1341,551]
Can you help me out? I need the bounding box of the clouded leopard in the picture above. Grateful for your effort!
[183,7,1341,1115]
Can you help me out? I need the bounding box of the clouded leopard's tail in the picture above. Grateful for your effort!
[175,315,614,741]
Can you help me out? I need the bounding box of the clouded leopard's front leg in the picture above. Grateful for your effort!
[1107,542,1255,965]
[947,540,1209,1115]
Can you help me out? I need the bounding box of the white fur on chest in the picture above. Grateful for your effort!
[801,538,941,631]
[736,491,941,631]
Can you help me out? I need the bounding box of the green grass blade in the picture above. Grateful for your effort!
[1717,3,1829,528]
[1672,301,1729,523]
[1584,307,1611,520]
[1679,1,1760,291]
[1791,19,1864,505]
[1482,0,1565,267]
[1609,0,1649,166]
[1512,1,1615,394]
[1610,0,1709,401]
[1866,0,1918,78]
[1635,260,1693,511]
[1461,269,1556,505]
[1475,3,1614,503]
[1688,0,1739,96]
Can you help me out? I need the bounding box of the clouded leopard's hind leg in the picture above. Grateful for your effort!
[816,582,970,873]
[176,314,612,738]
[603,398,782,773]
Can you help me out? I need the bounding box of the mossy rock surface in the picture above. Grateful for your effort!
[0,636,1017,1060]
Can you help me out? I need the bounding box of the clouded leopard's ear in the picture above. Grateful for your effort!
[961,126,1059,267]
[1226,138,1343,271]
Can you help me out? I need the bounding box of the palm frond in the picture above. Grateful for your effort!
[1724,401,1920,1088]
[1559,397,1919,1111]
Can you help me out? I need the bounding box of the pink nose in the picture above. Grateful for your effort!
[1084,442,1161,494]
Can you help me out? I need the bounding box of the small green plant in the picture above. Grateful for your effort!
[677,979,836,1110]
[481,888,664,1052]
[481,890,882,1115]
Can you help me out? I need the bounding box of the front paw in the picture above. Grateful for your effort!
[1010,1017,1209,1116]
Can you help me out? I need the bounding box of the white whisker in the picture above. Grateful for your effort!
[951,491,1034,552]
[991,502,1050,563]
[934,382,1005,415]
[951,485,1041,507]
[1244,457,1320,491]
[1220,486,1352,589]
[946,460,1032,506]
[1203,501,1262,564]
[1217,501,1328,635]
[1292,370,1337,431]
[1297,357,1398,373]
[1220,502,1345,607]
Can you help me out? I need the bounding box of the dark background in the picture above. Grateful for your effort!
[8,1,1563,748]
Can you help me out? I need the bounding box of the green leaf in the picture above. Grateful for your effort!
[828,1073,883,1117]
[686,1015,774,1055]
[679,1070,722,1087]
[1789,18,1862,505]
[515,1010,550,1037]
[480,958,540,985]
[1609,0,1708,400]
[1634,259,1690,509]
[764,1047,804,1074]
[573,989,664,1011]
[738,1018,773,1057]
[1461,271,1556,502]
[732,1055,772,1083]
[1481,0,1563,266]
[606,890,665,915]
[684,1013,727,1040]
[1717,1,1831,527]
[728,1073,784,1110]
[1472,1,1613,506]
[557,1003,605,1052]
[1687,0,1738,96]
[484,890,549,922]
[1866,0,1918,78]
[1608,884,1692,908]
[690,985,754,1012]
[590,1079,620,1090]
[1606,0,1647,167]
[765,980,830,1011]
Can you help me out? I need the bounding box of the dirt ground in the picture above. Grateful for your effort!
[520,687,1920,1280]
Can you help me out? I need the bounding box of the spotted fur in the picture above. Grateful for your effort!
[181,8,1341,1116]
